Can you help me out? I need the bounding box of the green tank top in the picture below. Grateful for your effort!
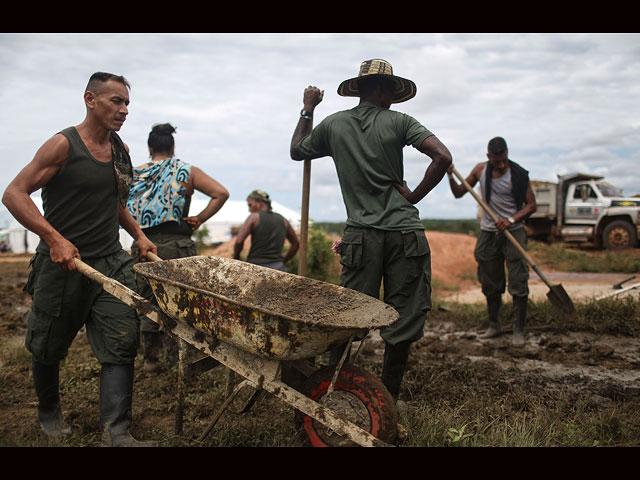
[36,127,122,258]
[247,211,286,265]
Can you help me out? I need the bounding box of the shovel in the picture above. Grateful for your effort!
[451,167,575,314]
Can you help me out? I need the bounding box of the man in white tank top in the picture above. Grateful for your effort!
[446,137,537,345]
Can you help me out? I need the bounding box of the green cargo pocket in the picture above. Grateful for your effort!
[176,238,198,258]
[25,308,55,357]
[339,230,364,269]
[29,255,65,317]
[399,230,430,284]
[401,230,430,257]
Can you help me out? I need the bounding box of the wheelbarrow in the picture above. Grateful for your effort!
[74,254,400,447]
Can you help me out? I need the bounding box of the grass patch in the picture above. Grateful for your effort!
[529,241,640,273]
[435,295,640,337]
[0,335,30,367]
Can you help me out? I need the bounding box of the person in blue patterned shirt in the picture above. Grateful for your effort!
[128,123,229,372]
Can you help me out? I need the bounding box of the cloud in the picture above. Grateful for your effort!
[1,33,639,224]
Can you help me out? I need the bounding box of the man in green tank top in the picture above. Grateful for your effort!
[234,190,299,272]
[290,59,452,407]
[2,72,157,446]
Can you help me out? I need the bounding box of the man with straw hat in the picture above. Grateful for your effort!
[290,59,452,407]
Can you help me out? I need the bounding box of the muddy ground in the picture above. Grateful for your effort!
[1,232,639,446]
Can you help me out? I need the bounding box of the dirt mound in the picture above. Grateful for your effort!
[204,230,479,291]
[427,231,478,292]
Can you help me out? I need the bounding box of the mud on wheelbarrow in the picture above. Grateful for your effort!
[77,255,401,446]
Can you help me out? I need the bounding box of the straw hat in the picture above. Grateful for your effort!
[337,59,417,103]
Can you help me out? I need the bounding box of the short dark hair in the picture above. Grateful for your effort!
[148,123,177,155]
[85,72,131,94]
[488,137,508,155]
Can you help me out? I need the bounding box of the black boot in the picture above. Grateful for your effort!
[142,332,163,373]
[381,341,412,403]
[512,296,528,345]
[32,358,71,437]
[99,363,154,447]
[480,295,502,338]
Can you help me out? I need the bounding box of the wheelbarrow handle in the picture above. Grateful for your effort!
[72,256,160,312]
[73,257,136,294]
[147,251,162,262]
[73,250,162,283]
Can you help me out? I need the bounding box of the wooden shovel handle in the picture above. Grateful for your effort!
[298,159,311,277]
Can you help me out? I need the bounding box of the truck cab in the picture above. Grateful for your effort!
[565,180,615,224]
[527,173,640,249]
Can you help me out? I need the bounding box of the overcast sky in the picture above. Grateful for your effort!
[1,32,639,228]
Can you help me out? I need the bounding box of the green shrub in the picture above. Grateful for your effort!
[285,224,340,284]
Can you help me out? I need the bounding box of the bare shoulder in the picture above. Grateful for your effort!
[35,133,70,167]
[471,162,488,179]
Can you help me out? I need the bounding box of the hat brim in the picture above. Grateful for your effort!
[337,74,417,103]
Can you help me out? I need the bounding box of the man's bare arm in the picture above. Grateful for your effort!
[282,219,300,264]
[233,214,258,260]
[118,205,157,259]
[494,181,537,232]
[447,162,484,198]
[182,166,229,231]
[394,135,452,204]
[2,134,81,270]
[290,86,323,161]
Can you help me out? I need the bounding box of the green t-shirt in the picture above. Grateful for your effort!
[296,102,433,230]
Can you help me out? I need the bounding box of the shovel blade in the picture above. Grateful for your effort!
[546,284,575,314]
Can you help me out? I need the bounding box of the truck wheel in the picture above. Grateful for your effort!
[602,220,637,249]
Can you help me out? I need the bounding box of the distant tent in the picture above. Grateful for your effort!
[185,197,301,245]
[0,196,43,254]
[1,196,301,253]
[0,226,40,254]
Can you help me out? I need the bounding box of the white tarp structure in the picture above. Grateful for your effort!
[0,197,43,254]
[187,196,301,243]
[0,196,301,253]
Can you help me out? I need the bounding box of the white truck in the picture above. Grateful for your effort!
[525,173,640,250]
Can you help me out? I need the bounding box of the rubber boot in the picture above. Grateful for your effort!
[381,341,412,408]
[32,359,71,437]
[142,332,163,373]
[99,363,155,447]
[480,295,502,338]
[512,296,528,346]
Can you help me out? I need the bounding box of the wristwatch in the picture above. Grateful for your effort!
[300,109,313,120]
[508,216,516,225]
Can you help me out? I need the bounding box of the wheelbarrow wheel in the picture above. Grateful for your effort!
[295,364,398,447]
